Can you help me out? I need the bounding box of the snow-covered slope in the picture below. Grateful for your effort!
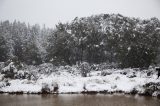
[0,64,160,97]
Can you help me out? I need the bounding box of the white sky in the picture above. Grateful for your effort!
[0,0,160,28]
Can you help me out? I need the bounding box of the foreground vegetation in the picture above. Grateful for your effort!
[0,61,160,97]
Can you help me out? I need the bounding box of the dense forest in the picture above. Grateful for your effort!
[0,14,160,68]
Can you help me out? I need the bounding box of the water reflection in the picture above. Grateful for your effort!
[0,94,159,106]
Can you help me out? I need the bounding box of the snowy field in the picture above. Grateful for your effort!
[0,63,160,97]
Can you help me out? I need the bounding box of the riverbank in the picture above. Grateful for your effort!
[0,64,160,97]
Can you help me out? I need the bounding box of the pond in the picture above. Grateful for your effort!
[0,94,159,106]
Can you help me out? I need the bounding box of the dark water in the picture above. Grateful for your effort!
[0,94,160,106]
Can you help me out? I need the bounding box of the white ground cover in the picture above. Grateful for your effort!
[0,67,159,96]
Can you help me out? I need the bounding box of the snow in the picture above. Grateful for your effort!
[0,67,160,96]
[127,47,131,51]
[2,62,14,72]
[1,79,41,93]
[67,30,72,34]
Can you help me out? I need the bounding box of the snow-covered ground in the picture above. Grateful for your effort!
[0,63,160,97]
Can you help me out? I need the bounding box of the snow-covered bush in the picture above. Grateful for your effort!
[152,91,160,97]
[0,82,6,88]
[143,82,160,96]
[90,64,100,71]
[1,62,18,79]
[1,58,34,79]
[0,78,10,88]
[38,63,56,74]
[57,65,80,75]
[79,62,90,77]
[90,63,118,72]
[99,63,118,70]
[14,70,30,79]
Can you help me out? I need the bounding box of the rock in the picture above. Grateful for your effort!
[41,83,50,93]
[41,82,59,93]
[52,82,59,93]
[120,72,127,75]
[115,76,120,80]
[101,71,112,76]
[147,72,152,76]
[130,88,138,94]
[111,85,117,89]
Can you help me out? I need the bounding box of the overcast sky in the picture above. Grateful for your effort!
[0,0,160,28]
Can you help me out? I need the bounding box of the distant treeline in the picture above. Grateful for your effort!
[0,14,160,68]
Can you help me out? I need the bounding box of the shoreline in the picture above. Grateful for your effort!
[0,91,160,99]
[0,88,159,98]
